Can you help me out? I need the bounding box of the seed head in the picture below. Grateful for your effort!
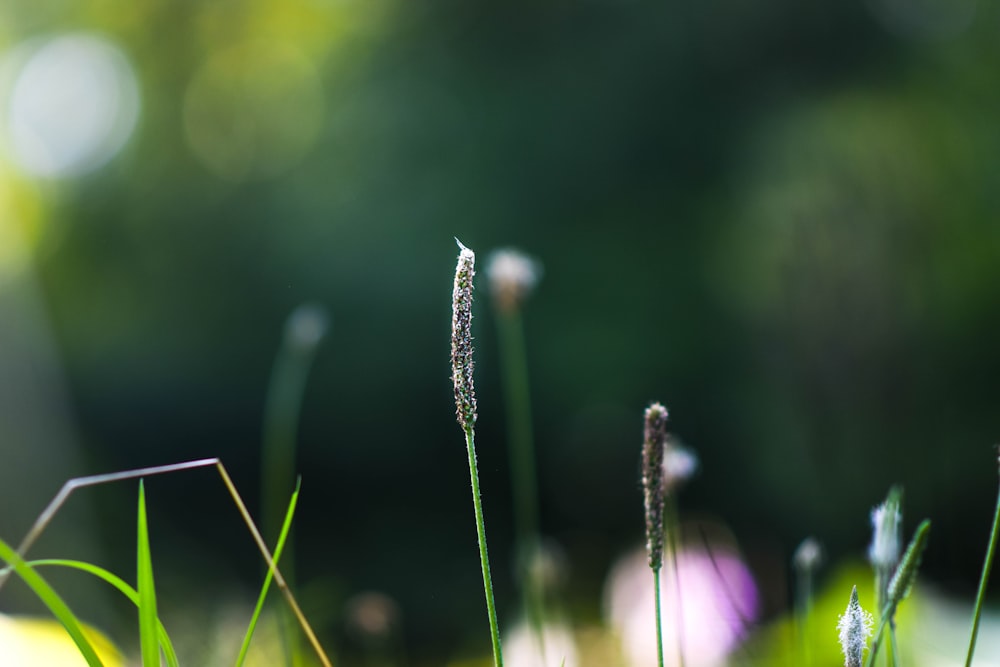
[662,440,698,493]
[485,248,542,313]
[451,239,477,430]
[285,303,329,352]
[641,402,669,570]
[837,585,873,667]
[793,537,823,573]
[868,492,902,570]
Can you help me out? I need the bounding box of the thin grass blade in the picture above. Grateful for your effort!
[0,537,104,667]
[137,480,160,667]
[28,559,179,667]
[236,478,301,667]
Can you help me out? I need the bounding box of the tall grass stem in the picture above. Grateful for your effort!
[965,471,1000,667]
[0,458,333,667]
[465,424,505,667]
[653,567,665,667]
[496,308,545,638]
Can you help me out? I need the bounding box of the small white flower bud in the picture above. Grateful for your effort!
[485,248,541,313]
[793,537,823,573]
[662,442,698,493]
[868,502,902,570]
[285,304,329,352]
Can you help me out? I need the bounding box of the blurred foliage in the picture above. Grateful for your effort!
[2,0,1000,663]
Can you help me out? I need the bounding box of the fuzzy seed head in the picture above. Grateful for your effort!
[285,303,329,352]
[451,239,477,430]
[793,537,823,573]
[887,519,931,607]
[868,501,902,570]
[641,402,669,570]
[663,441,698,493]
[837,586,873,667]
[485,248,541,313]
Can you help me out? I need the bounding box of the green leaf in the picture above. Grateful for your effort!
[28,559,179,667]
[236,478,301,667]
[137,480,160,667]
[0,537,104,667]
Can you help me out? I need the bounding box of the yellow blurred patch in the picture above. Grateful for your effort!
[0,614,123,667]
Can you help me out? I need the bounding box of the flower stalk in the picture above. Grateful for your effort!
[451,239,503,667]
[487,248,546,653]
[965,452,1000,667]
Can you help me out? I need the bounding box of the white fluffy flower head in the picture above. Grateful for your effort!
[485,248,541,312]
[837,586,873,667]
[868,501,902,569]
[662,443,698,493]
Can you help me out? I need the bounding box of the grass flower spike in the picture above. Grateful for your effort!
[450,239,503,667]
[869,493,902,572]
[642,403,668,571]
[838,585,873,667]
[452,239,477,430]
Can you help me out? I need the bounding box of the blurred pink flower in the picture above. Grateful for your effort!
[604,542,758,666]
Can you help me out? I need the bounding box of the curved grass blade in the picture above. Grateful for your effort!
[137,480,160,667]
[27,559,179,667]
[236,478,301,667]
[0,457,333,666]
[966,455,1000,667]
[0,537,104,667]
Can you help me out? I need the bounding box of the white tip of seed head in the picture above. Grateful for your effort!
[455,237,475,260]
[486,247,542,312]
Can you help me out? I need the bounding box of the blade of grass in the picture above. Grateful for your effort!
[0,457,333,667]
[965,457,1000,667]
[0,537,104,667]
[27,559,179,667]
[137,480,160,667]
[236,478,301,667]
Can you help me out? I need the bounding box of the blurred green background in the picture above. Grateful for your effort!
[1,0,999,663]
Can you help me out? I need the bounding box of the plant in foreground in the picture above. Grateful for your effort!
[640,402,699,667]
[451,239,504,667]
[861,519,932,667]
[0,458,329,667]
[838,586,874,667]
[868,487,902,667]
[965,450,1000,667]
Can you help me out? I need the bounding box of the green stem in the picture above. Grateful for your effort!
[653,568,665,667]
[864,612,891,667]
[465,425,504,667]
[965,475,1000,667]
[496,309,545,640]
[795,567,813,666]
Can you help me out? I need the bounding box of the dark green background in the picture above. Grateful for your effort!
[1,0,998,662]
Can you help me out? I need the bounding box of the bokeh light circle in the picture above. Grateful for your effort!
[2,33,141,178]
[183,43,324,182]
